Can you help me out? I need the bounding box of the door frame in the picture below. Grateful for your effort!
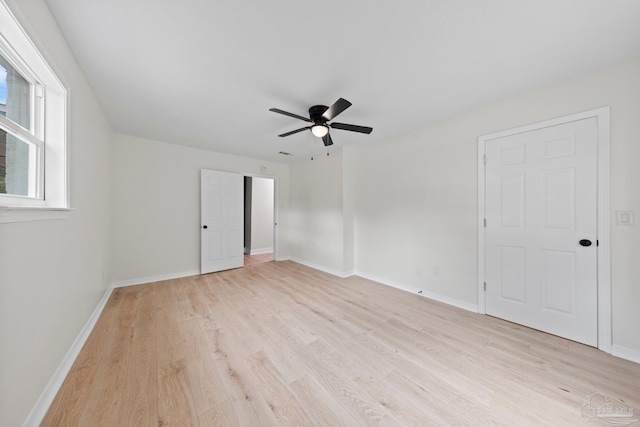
[477,106,611,353]
[242,172,279,261]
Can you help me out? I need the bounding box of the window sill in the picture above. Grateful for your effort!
[0,206,73,223]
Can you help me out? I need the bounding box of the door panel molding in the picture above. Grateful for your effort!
[478,106,611,352]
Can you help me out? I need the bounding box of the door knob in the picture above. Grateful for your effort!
[203,225,208,229]
[579,239,592,247]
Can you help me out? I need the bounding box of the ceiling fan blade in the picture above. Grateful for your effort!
[322,98,352,121]
[330,122,373,134]
[278,126,310,137]
[322,133,333,146]
[269,108,312,122]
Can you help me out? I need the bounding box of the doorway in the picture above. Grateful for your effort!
[200,170,279,275]
[477,107,611,351]
[243,175,276,265]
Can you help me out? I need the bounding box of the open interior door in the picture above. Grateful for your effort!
[201,169,244,274]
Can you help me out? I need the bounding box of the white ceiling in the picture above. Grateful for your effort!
[44,0,640,164]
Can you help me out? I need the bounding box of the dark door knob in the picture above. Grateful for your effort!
[579,239,592,247]
[203,225,208,229]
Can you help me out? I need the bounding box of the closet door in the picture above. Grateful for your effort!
[484,118,597,346]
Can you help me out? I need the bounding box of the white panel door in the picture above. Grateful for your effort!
[485,118,598,346]
[201,169,244,274]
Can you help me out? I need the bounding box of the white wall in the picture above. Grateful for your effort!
[342,147,356,274]
[111,134,289,284]
[289,149,352,275]
[353,115,479,306]
[354,57,640,354]
[289,57,640,356]
[250,177,274,253]
[0,0,113,425]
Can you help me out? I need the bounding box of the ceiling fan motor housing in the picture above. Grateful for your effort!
[309,105,329,124]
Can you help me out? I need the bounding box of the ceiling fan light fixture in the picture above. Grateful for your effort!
[270,98,372,144]
[311,124,329,138]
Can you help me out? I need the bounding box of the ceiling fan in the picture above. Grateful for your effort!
[269,98,373,147]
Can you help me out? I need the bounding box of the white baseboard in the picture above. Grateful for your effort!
[24,269,201,425]
[23,285,114,427]
[249,247,273,255]
[355,271,478,313]
[286,259,476,312]
[111,269,201,288]
[289,257,354,279]
[612,344,640,364]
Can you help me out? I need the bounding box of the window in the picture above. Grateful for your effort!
[0,51,40,198]
[0,0,68,220]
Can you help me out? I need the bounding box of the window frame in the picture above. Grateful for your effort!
[0,0,69,222]
[0,33,43,199]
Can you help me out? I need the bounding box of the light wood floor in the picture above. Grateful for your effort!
[244,252,273,266]
[43,261,640,426]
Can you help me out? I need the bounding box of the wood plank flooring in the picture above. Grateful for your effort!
[244,252,273,266]
[42,261,640,426]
